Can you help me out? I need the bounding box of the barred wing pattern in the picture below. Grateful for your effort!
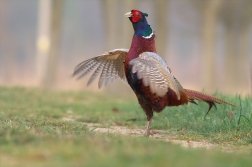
[129,52,181,99]
[73,49,129,88]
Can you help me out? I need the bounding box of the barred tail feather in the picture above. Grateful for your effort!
[184,89,236,115]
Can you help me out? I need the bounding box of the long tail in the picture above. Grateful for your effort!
[184,89,236,115]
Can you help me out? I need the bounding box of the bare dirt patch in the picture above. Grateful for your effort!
[62,117,217,149]
[82,122,217,149]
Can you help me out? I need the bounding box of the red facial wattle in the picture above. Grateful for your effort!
[131,10,142,23]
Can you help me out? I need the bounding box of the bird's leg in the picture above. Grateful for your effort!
[137,97,153,137]
[144,118,152,137]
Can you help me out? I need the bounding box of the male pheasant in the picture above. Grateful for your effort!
[73,10,235,137]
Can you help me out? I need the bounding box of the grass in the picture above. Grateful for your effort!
[0,86,252,167]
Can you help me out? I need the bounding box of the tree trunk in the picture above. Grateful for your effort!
[102,0,119,50]
[201,0,221,92]
[237,25,250,94]
[223,27,237,92]
[154,0,169,57]
[36,0,52,86]
[43,0,65,89]
[0,1,15,84]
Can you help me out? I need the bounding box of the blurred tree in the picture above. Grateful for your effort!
[220,0,252,94]
[154,0,169,57]
[102,0,137,50]
[0,1,15,84]
[201,0,221,91]
[0,0,5,82]
[102,0,119,50]
[36,0,51,86]
[189,0,221,92]
[43,0,65,89]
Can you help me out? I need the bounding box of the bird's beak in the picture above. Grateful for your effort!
[124,12,132,18]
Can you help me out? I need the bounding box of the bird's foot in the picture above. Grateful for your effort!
[144,130,154,137]
[144,130,150,137]
[144,118,153,137]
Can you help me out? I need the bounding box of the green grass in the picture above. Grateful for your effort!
[0,86,252,167]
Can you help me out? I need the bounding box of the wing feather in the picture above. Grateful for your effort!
[109,60,118,84]
[129,52,181,99]
[73,49,128,88]
[87,61,105,85]
[77,61,100,80]
[98,60,109,88]
[73,59,94,75]
[103,60,113,87]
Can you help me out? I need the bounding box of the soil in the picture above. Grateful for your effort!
[62,117,217,149]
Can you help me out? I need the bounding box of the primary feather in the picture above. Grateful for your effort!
[73,49,128,88]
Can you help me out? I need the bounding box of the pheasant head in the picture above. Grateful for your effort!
[125,10,153,39]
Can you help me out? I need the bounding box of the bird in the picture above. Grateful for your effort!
[73,10,235,137]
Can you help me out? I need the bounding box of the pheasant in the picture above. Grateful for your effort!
[73,10,235,137]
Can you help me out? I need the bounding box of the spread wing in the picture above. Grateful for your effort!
[73,48,128,88]
[129,52,181,99]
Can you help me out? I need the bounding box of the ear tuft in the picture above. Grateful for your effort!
[143,13,148,17]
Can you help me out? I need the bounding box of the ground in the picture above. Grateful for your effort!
[0,86,252,167]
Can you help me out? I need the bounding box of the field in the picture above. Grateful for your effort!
[0,86,252,167]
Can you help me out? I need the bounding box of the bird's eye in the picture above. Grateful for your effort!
[135,12,139,15]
